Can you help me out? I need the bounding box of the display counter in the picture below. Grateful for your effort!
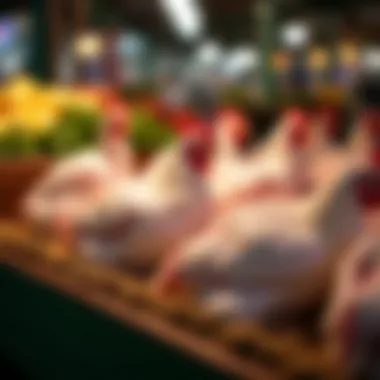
[0,223,342,380]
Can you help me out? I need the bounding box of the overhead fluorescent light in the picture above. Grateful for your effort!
[74,33,103,60]
[197,41,222,64]
[224,47,259,77]
[230,47,259,69]
[363,47,380,72]
[160,0,203,41]
[281,21,310,49]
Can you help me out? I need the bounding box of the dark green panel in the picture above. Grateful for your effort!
[28,0,50,80]
[0,266,230,380]
[256,0,278,103]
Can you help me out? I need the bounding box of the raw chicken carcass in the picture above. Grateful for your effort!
[256,107,310,156]
[23,99,132,236]
[310,106,340,152]
[314,108,380,170]
[155,167,363,320]
[215,107,249,148]
[347,110,380,208]
[72,139,211,269]
[179,118,213,173]
[309,109,380,210]
[207,107,313,210]
[24,147,132,224]
[324,230,380,378]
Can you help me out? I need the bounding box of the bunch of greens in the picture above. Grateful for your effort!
[38,106,102,157]
[128,108,175,155]
[0,125,38,159]
[0,104,177,159]
[0,106,102,159]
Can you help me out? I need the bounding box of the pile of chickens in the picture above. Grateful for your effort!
[24,102,380,377]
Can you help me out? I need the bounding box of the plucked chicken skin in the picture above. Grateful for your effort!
[24,100,132,234]
[324,231,380,378]
[155,168,363,319]
[24,147,130,227]
[207,107,314,211]
[72,140,211,268]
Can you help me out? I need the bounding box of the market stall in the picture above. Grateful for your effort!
[2,69,380,380]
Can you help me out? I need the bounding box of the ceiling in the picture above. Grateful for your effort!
[0,0,28,13]
[1,0,380,47]
[103,0,380,47]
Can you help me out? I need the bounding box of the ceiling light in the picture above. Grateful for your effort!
[224,47,259,77]
[160,0,203,41]
[197,41,222,64]
[363,48,380,72]
[75,33,103,60]
[281,22,310,49]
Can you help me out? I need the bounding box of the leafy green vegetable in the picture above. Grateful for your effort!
[0,106,102,159]
[0,104,176,159]
[129,108,175,155]
[0,125,38,159]
[46,106,102,157]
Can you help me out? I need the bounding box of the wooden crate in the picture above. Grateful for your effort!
[1,166,379,379]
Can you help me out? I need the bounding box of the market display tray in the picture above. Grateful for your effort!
[0,222,344,380]
[0,158,50,218]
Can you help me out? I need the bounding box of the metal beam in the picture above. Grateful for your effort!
[255,0,278,103]
[28,0,50,79]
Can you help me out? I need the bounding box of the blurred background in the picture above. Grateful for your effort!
[1,0,380,103]
[0,0,379,170]
[0,0,380,156]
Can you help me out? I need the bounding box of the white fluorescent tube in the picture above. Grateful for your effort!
[159,0,203,41]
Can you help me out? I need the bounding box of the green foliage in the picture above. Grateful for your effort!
[129,108,175,155]
[41,106,102,157]
[0,107,102,159]
[0,125,38,159]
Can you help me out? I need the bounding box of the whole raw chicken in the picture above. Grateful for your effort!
[311,109,380,178]
[324,230,380,379]
[155,167,363,320]
[256,107,311,156]
[310,108,380,214]
[72,139,211,269]
[208,107,314,210]
[23,100,132,238]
